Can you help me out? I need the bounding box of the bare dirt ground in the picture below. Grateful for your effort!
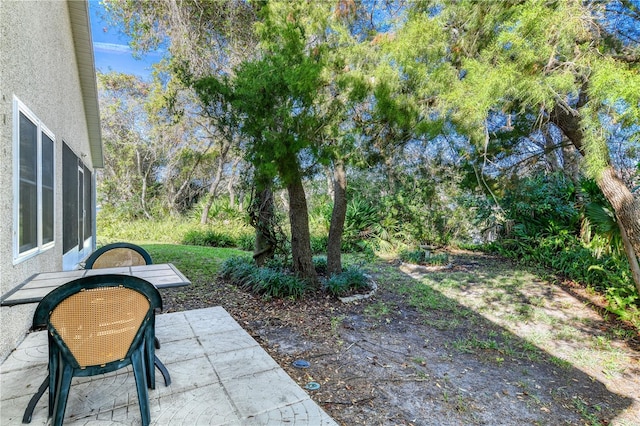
[161,250,640,426]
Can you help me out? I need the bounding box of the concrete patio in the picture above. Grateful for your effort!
[0,307,338,425]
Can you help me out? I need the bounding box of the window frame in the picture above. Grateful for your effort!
[13,97,56,264]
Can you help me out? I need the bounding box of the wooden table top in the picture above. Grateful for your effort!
[0,263,191,306]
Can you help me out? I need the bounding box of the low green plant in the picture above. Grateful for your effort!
[220,256,307,299]
[400,249,450,266]
[312,256,328,275]
[323,267,370,297]
[183,229,236,247]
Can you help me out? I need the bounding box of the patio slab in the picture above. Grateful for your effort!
[0,307,338,425]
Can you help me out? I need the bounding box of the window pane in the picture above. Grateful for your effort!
[42,133,54,244]
[84,166,92,241]
[19,181,37,252]
[19,113,37,183]
[18,112,37,253]
[63,143,78,253]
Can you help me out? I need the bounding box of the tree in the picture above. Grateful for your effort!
[97,72,162,218]
[388,0,640,293]
[103,0,259,222]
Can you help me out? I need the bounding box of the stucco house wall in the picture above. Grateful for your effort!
[0,0,102,361]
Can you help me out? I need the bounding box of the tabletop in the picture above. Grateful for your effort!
[0,263,191,306]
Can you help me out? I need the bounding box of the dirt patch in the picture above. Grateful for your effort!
[161,251,640,425]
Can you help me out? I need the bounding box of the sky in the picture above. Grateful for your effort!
[88,1,162,79]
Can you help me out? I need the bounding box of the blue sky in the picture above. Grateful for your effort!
[89,1,162,79]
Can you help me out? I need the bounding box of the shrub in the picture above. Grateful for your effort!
[183,229,236,248]
[324,267,370,297]
[220,256,307,299]
[310,235,328,254]
[236,233,255,252]
[313,256,328,274]
[399,249,449,266]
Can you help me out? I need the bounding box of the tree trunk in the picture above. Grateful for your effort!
[287,176,318,286]
[551,104,640,293]
[200,156,225,224]
[227,157,240,208]
[598,168,640,294]
[618,215,640,295]
[252,187,275,266]
[327,160,347,275]
[249,174,276,266]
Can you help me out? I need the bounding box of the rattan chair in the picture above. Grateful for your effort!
[83,242,170,388]
[32,275,162,426]
[84,242,153,269]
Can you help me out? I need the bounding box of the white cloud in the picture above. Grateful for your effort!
[93,42,131,54]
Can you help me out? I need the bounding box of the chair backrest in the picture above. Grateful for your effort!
[34,275,162,369]
[85,242,153,269]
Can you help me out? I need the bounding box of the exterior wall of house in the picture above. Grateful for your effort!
[0,1,99,361]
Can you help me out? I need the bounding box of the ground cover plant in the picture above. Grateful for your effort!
[139,243,640,426]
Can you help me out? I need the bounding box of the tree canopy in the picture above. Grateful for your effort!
[99,0,639,294]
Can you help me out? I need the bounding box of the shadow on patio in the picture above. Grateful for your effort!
[0,307,337,425]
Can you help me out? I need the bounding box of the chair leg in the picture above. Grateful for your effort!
[145,334,156,389]
[51,363,73,426]
[21,375,49,423]
[48,337,59,416]
[132,349,151,426]
[154,355,171,386]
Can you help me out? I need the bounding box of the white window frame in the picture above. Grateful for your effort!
[13,97,56,264]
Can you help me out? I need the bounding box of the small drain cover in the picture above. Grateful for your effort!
[292,359,310,368]
[305,382,320,390]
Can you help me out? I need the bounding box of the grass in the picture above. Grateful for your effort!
[141,243,251,283]
[400,259,637,385]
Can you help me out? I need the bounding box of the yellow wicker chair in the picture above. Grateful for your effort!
[84,242,153,269]
[32,275,162,426]
[84,242,171,388]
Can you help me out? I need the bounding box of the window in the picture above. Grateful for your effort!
[62,142,93,261]
[13,98,55,262]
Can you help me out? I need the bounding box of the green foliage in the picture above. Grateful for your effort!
[323,267,370,297]
[312,256,328,275]
[342,197,381,248]
[190,197,248,223]
[220,256,308,299]
[500,173,579,237]
[310,235,328,254]
[400,249,450,266]
[97,213,193,244]
[488,231,638,315]
[141,243,247,283]
[489,172,638,316]
[236,233,256,252]
[98,208,254,249]
[183,229,236,248]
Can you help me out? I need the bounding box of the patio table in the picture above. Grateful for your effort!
[0,263,190,306]
[0,263,190,424]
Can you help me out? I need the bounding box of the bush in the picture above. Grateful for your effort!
[183,229,236,247]
[313,256,328,275]
[310,235,328,254]
[236,233,256,251]
[487,232,638,318]
[324,267,370,297]
[399,249,449,266]
[220,256,307,299]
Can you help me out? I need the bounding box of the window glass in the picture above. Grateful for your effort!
[42,132,55,244]
[63,142,78,253]
[18,112,38,253]
[84,165,92,242]
[14,101,57,261]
